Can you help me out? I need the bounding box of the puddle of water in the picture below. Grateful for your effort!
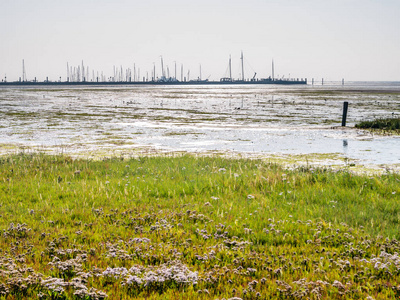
[0,84,399,169]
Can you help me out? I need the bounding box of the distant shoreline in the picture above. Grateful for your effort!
[1,81,400,93]
[311,88,400,94]
[0,78,307,87]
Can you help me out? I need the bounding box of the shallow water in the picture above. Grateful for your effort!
[0,84,399,168]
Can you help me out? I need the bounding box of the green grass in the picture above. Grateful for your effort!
[0,153,399,299]
[355,117,400,131]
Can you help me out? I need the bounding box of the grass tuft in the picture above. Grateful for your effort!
[355,117,400,131]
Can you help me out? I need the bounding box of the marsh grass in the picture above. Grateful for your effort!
[0,153,399,299]
[355,117,400,133]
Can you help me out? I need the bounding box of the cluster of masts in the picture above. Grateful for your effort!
[66,56,213,84]
[221,52,263,82]
[5,52,285,83]
[67,61,159,83]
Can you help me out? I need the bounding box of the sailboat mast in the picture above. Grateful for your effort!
[241,51,244,81]
[22,59,27,82]
[229,55,232,81]
[160,56,165,78]
[82,61,85,82]
[174,61,177,80]
[272,59,275,81]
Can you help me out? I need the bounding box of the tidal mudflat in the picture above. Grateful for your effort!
[0,84,399,171]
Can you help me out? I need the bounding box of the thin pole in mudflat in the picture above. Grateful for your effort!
[342,101,349,126]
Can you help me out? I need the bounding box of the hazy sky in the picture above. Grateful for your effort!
[1,0,399,82]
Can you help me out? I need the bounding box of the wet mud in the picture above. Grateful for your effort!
[1,84,399,171]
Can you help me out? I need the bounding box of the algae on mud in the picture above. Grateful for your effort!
[0,154,400,299]
[1,85,399,167]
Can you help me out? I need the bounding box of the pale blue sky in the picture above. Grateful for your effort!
[1,0,399,81]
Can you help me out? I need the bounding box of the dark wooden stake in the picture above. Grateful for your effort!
[342,101,349,126]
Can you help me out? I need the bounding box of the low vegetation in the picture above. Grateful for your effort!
[0,153,399,299]
[355,117,400,132]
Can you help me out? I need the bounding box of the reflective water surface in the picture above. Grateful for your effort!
[1,83,399,169]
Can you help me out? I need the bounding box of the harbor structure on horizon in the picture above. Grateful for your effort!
[1,52,307,86]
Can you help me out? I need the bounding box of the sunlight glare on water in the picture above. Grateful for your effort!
[0,83,399,168]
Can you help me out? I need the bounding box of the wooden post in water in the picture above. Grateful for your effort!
[342,101,349,126]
